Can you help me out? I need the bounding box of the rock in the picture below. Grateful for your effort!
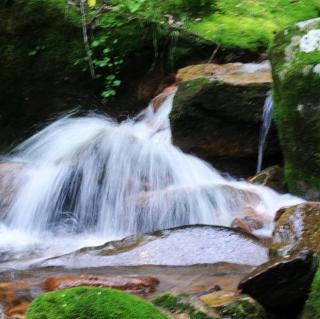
[43,275,159,295]
[238,250,317,309]
[248,165,286,193]
[271,17,320,199]
[231,215,264,236]
[152,85,177,112]
[271,202,320,256]
[171,62,280,177]
[200,290,238,308]
[0,281,42,319]
[38,225,268,268]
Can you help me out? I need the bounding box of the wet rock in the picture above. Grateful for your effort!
[200,290,238,308]
[271,202,320,256]
[0,281,42,319]
[231,215,264,236]
[152,85,177,112]
[171,62,279,177]
[271,17,320,198]
[238,250,317,309]
[39,225,268,268]
[43,275,159,295]
[248,165,286,193]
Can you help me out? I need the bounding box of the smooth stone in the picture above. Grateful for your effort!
[38,225,268,268]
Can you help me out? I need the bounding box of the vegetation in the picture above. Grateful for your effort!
[219,296,266,319]
[26,287,169,319]
[188,0,320,50]
[304,268,320,319]
[152,293,215,319]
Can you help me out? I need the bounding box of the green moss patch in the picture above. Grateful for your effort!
[270,18,320,197]
[26,287,169,319]
[304,267,320,319]
[188,0,320,51]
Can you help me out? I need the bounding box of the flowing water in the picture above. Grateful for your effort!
[256,94,274,173]
[0,91,301,269]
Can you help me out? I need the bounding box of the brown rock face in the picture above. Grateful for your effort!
[43,275,159,295]
[171,62,280,177]
[271,202,320,256]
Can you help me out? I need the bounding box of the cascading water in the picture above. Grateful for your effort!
[0,90,301,267]
[256,93,274,173]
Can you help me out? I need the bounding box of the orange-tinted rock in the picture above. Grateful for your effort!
[152,85,177,112]
[0,281,40,319]
[271,202,320,256]
[231,216,264,235]
[43,275,159,295]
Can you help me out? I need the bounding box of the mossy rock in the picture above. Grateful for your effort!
[304,267,320,319]
[270,18,320,199]
[26,286,169,319]
[171,63,277,177]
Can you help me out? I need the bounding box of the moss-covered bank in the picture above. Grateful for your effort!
[26,286,169,319]
[270,18,320,198]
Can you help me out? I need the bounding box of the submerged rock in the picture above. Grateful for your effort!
[238,250,317,309]
[271,202,320,256]
[171,62,279,177]
[39,226,268,268]
[248,165,285,193]
[43,275,159,295]
[271,17,320,199]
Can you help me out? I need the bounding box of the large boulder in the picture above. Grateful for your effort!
[170,62,279,177]
[271,18,320,199]
[239,250,317,314]
[271,202,320,256]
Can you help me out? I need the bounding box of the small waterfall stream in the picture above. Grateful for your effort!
[0,91,301,267]
[257,94,274,173]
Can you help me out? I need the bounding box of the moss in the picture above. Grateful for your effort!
[188,0,320,51]
[219,296,266,319]
[152,293,215,319]
[304,267,320,319]
[26,287,169,319]
[270,19,320,197]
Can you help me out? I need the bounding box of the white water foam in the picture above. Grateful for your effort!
[0,91,302,268]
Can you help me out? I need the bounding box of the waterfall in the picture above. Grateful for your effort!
[256,94,274,173]
[0,90,301,264]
